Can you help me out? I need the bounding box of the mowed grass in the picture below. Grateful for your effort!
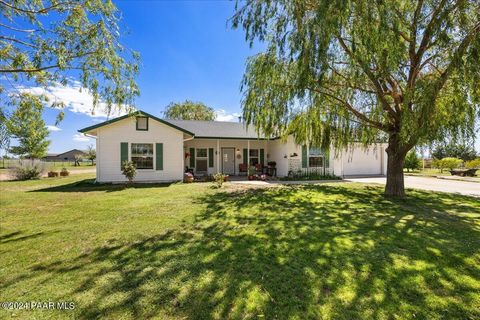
[1,174,479,319]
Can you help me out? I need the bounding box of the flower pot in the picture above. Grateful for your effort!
[184,173,194,183]
[248,175,254,180]
[223,175,229,182]
[48,171,59,177]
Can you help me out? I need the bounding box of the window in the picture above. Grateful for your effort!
[308,147,324,168]
[196,148,208,172]
[249,149,259,166]
[131,143,153,169]
[136,116,148,131]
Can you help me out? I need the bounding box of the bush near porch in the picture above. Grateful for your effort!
[1,174,479,319]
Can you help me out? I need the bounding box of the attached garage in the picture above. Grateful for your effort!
[332,144,388,177]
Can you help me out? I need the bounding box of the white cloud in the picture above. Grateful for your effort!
[17,80,128,119]
[215,109,241,122]
[73,133,92,142]
[46,125,61,132]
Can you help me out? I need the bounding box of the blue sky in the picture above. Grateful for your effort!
[4,1,479,154]
[31,1,259,153]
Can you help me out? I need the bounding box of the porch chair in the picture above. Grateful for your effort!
[239,163,248,175]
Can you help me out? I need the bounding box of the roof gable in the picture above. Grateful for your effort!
[78,111,195,136]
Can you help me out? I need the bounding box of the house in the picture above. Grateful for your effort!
[42,149,87,162]
[78,111,387,183]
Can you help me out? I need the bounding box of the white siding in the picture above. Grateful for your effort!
[332,143,388,177]
[96,117,184,182]
[268,136,303,177]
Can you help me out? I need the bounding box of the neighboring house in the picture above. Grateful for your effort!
[78,111,387,183]
[43,149,87,162]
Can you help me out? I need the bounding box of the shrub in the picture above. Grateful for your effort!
[434,157,463,172]
[465,158,480,169]
[213,173,228,188]
[121,161,137,183]
[10,159,46,180]
[404,151,421,172]
[60,168,70,176]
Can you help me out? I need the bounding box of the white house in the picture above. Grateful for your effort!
[79,110,387,183]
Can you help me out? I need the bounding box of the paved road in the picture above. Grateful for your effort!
[345,176,480,197]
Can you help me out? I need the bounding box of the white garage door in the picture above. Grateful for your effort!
[342,147,383,176]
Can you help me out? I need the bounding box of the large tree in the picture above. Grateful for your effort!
[432,142,478,161]
[232,0,480,197]
[164,100,216,121]
[6,93,50,159]
[0,0,139,118]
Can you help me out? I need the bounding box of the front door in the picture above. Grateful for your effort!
[222,148,235,174]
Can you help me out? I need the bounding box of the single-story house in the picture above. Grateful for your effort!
[78,110,387,183]
[42,149,87,162]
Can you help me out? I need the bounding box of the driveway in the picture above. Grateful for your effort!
[345,176,480,197]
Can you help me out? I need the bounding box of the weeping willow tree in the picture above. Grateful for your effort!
[0,0,140,119]
[232,0,480,197]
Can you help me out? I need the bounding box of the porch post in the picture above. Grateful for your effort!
[216,139,220,174]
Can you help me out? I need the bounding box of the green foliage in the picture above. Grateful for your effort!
[432,142,478,161]
[10,159,47,180]
[212,173,227,188]
[6,94,50,159]
[434,157,463,172]
[232,1,480,195]
[86,145,96,165]
[0,0,140,117]
[164,100,216,121]
[465,158,480,169]
[121,160,137,183]
[0,109,10,153]
[404,151,422,172]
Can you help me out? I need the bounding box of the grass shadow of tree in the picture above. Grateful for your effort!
[23,184,480,319]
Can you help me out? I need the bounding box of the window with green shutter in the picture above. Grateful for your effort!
[156,143,163,170]
[120,142,128,169]
[243,149,248,165]
[260,149,265,166]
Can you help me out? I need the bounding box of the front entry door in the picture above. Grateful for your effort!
[222,148,235,174]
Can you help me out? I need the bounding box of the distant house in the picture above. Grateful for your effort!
[43,149,87,162]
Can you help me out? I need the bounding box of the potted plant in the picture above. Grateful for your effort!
[48,170,59,177]
[60,168,70,177]
[248,166,256,180]
[184,172,194,183]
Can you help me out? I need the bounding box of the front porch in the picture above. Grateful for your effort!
[183,138,271,177]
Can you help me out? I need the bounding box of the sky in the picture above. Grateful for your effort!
[3,1,479,154]
[11,0,260,153]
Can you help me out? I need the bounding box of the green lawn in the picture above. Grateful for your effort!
[405,168,479,179]
[1,174,479,319]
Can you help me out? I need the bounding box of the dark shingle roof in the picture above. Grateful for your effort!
[166,119,268,139]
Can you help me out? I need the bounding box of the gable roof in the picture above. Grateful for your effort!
[166,119,269,139]
[78,110,271,140]
[78,110,195,136]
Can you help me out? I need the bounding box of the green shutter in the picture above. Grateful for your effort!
[260,148,265,166]
[208,148,214,167]
[243,148,248,165]
[301,145,308,168]
[189,148,195,167]
[324,148,330,168]
[156,143,163,170]
[120,142,128,169]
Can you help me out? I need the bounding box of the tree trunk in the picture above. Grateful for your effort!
[385,136,407,197]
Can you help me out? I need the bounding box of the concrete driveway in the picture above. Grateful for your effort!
[345,176,480,197]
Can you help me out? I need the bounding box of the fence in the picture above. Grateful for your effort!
[0,158,95,169]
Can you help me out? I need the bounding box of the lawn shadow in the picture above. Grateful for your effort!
[17,184,480,319]
[30,178,175,193]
